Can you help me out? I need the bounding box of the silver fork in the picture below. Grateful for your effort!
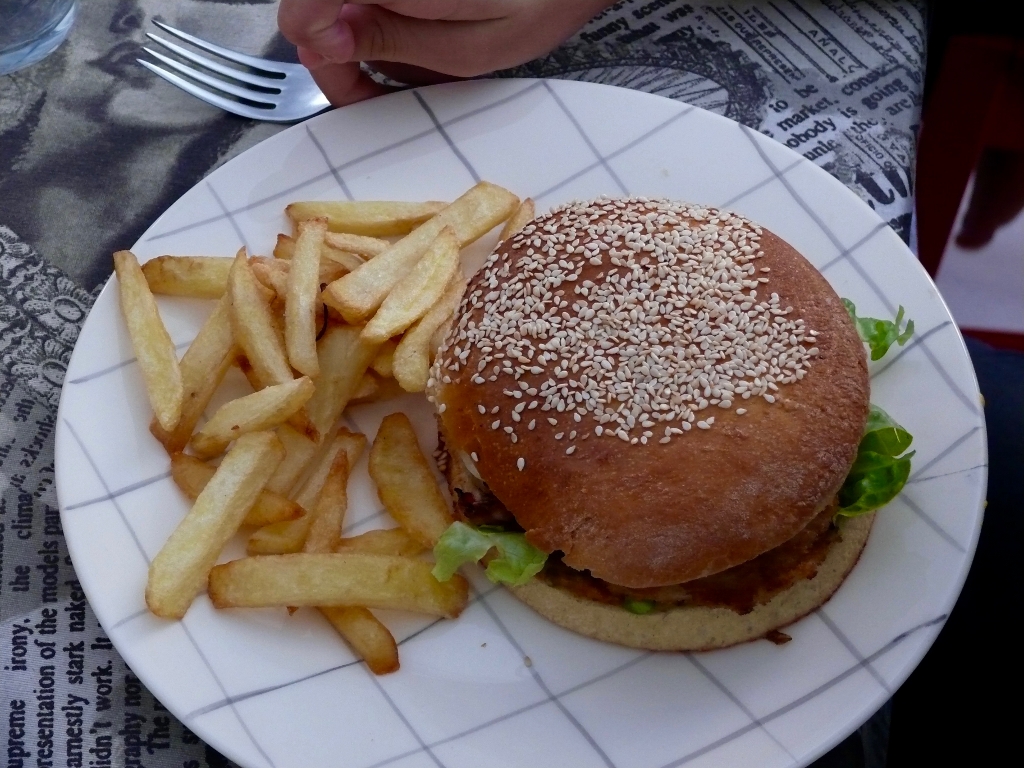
[137,20,330,122]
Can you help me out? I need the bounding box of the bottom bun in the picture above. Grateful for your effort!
[510,513,875,652]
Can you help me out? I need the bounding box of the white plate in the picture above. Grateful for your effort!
[56,79,986,768]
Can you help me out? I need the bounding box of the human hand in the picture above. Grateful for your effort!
[277,0,615,106]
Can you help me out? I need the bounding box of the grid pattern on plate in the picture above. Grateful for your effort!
[58,79,984,768]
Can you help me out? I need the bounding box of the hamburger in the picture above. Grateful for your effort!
[426,197,913,651]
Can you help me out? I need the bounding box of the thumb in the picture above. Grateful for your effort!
[341,4,498,77]
[278,0,355,63]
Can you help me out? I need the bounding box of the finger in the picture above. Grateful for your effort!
[340,4,501,77]
[278,0,355,62]
[350,0,508,21]
[303,59,394,107]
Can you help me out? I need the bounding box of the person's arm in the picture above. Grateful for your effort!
[278,0,616,105]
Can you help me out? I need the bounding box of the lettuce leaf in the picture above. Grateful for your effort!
[860,404,913,456]
[432,521,548,586]
[837,405,915,517]
[843,299,915,361]
[623,598,656,614]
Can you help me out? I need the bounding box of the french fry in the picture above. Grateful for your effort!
[286,218,327,376]
[349,373,379,404]
[394,271,467,392]
[320,261,355,283]
[114,250,183,432]
[142,256,233,299]
[236,354,265,392]
[170,453,303,527]
[320,248,366,274]
[304,325,380,438]
[351,375,408,405]
[369,413,453,547]
[324,232,390,258]
[286,200,447,237]
[323,182,519,323]
[429,317,454,361]
[320,607,399,675]
[296,450,397,672]
[304,452,349,554]
[371,339,397,378]
[498,197,536,242]
[190,377,315,459]
[361,226,460,344]
[245,517,308,556]
[266,424,318,496]
[146,431,284,619]
[247,429,366,555]
[273,233,295,260]
[208,553,469,618]
[254,255,349,283]
[150,295,237,453]
[294,429,366,509]
[228,248,293,388]
[250,259,289,298]
[335,528,427,557]
[275,234,365,273]
[251,258,348,311]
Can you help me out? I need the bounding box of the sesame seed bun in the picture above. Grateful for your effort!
[431,199,869,589]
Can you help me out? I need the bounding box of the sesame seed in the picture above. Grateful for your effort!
[566,445,576,455]
[438,403,447,413]
[491,420,501,430]
[429,197,817,446]
[477,405,486,414]
[517,458,525,471]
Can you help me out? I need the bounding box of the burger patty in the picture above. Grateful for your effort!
[537,503,840,615]
[442,437,842,615]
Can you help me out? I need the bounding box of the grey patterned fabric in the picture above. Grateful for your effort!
[0,226,95,408]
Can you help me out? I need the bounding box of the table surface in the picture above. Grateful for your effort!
[0,2,927,767]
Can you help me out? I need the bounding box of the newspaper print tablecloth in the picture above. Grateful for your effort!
[1,2,925,767]
[504,0,925,243]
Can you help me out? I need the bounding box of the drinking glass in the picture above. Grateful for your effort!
[0,0,78,75]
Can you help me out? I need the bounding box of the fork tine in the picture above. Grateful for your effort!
[151,19,288,74]
[143,48,277,105]
[137,59,274,121]
[145,33,284,90]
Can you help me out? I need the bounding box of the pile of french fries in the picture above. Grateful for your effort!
[114,182,535,674]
